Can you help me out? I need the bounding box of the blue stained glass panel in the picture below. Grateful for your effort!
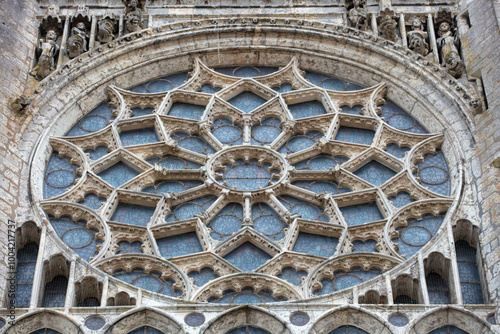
[85,146,108,160]
[293,232,338,257]
[214,66,278,77]
[131,107,154,117]
[456,240,484,304]
[78,193,106,210]
[335,126,375,146]
[44,153,78,199]
[272,83,293,93]
[388,314,409,327]
[329,326,369,334]
[389,192,413,208]
[251,117,282,145]
[252,202,286,241]
[386,143,410,158]
[85,316,106,330]
[293,154,349,170]
[290,312,310,326]
[228,91,268,113]
[396,215,445,258]
[129,72,188,93]
[415,150,451,196]
[185,313,205,327]
[188,267,219,286]
[354,161,397,186]
[98,162,140,187]
[209,288,282,304]
[278,131,323,154]
[65,102,113,136]
[305,71,365,91]
[339,202,383,226]
[426,273,451,304]
[15,243,38,307]
[128,326,164,334]
[212,118,243,145]
[381,101,428,134]
[31,330,62,334]
[224,161,271,190]
[157,232,203,258]
[42,275,68,307]
[227,326,270,334]
[166,195,217,222]
[429,326,468,334]
[116,241,142,254]
[224,242,272,271]
[292,180,351,194]
[200,84,221,93]
[288,101,327,119]
[315,268,381,295]
[146,155,201,169]
[209,203,243,241]
[110,203,156,227]
[168,102,206,120]
[113,270,177,297]
[341,105,363,115]
[278,195,329,222]
[277,267,307,286]
[49,218,97,261]
[352,239,378,253]
[142,180,202,194]
[120,128,159,146]
[171,132,216,154]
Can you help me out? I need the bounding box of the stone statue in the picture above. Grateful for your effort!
[347,0,371,31]
[124,0,144,33]
[407,17,429,56]
[379,9,400,43]
[435,8,464,78]
[67,22,89,59]
[98,17,115,43]
[31,30,60,79]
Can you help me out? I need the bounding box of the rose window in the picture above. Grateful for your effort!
[39,58,453,303]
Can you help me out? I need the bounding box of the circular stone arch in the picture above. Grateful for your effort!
[201,305,292,334]
[307,305,393,334]
[5,310,84,334]
[405,306,492,334]
[102,307,184,334]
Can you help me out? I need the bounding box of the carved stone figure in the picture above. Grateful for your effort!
[67,22,89,59]
[124,0,144,33]
[379,9,400,43]
[31,30,60,79]
[98,17,115,43]
[407,17,429,56]
[347,0,371,31]
[435,8,464,78]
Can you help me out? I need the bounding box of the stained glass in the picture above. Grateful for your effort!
[228,91,268,113]
[278,195,329,222]
[85,146,108,160]
[426,272,451,304]
[114,269,178,297]
[200,84,221,93]
[167,102,206,120]
[78,297,100,307]
[381,101,428,134]
[272,83,293,93]
[98,162,140,187]
[31,330,62,334]
[43,153,79,199]
[396,215,445,258]
[129,72,188,93]
[214,66,278,77]
[209,287,283,304]
[224,242,272,271]
[165,195,217,222]
[315,268,381,295]
[188,267,219,286]
[120,128,159,146]
[388,314,409,327]
[85,316,106,330]
[293,232,338,257]
[352,239,378,253]
[252,202,286,241]
[335,126,375,145]
[456,240,484,304]
[15,242,38,307]
[49,217,97,261]
[386,143,410,158]
[278,131,323,154]
[354,161,396,186]
[212,118,243,145]
[394,295,418,304]
[293,154,349,170]
[288,101,327,119]
[277,267,308,286]
[339,202,383,226]
[223,160,272,190]
[292,180,351,194]
[65,102,113,136]
[415,150,451,196]
[209,203,243,241]
[142,180,202,194]
[226,326,271,334]
[290,311,310,326]
[251,117,282,145]
[110,203,156,227]
[388,192,413,208]
[429,326,468,334]
[146,155,201,169]
[78,193,106,210]
[42,275,68,307]
[184,313,205,327]
[171,132,216,154]
[116,241,142,254]
[128,326,165,334]
[329,326,369,334]
[157,232,203,258]
[131,107,154,117]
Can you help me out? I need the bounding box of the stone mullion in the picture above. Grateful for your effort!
[418,253,430,304]
[242,115,252,145]
[29,226,47,310]
[448,224,464,304]
[385,273,394,304]
[100,277,108,307]
[64,258,76,311]
[243,192,252,226]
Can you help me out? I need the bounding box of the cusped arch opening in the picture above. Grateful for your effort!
[103,307,184,334]
[5,310,83,334]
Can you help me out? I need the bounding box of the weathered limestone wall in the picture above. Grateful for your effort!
[0,0,40,304]
[460,0,500,304]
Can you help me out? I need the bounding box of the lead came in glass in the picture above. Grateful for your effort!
[228,91,268,113]
[288,100,327,119]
